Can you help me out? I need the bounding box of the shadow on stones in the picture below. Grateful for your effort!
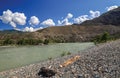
[38,67,56,77]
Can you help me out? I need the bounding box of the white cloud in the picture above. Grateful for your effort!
[41,19,55,26]
[89,10,100,19]
[58,18,72,26]
[33,27,43,31]
[0,9,27,28]
[12,12,26,25]
[66,13,73,19]
[73,10,100,24]
[10,22,16,28]
[107,5,118,11]
[57,13,73,26]
[74,15,89,24]
[15,26,43,32]
[29,16,40,26]
[0,10,13,24]
[23,27,34,32]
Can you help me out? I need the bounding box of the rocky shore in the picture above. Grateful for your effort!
[0,40,120,78]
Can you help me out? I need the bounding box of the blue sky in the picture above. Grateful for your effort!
[0,0,119,32]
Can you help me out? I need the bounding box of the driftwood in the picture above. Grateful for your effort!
[38,55,80,77]
[59,55,80,67]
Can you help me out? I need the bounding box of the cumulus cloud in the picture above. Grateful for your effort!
[12,12,26,25]
[89,10,100,19]
[33,27,43,31]
[16,26,43,32]
[73,10,100,24]
[58,13,73,26]
[74,15,89,24]
[23,27,34,32]
[0,10,12,24]
[10,21,16,28]
[66,13,73,19]
[107,5,118,11]
[29,16,40,26]
[0,9,27,28]
[58,18,72,26]
[41,19,55,26]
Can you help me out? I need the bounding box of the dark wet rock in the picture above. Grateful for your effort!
[38,67,56,77]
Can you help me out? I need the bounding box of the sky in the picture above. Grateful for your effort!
[0,0,119,32]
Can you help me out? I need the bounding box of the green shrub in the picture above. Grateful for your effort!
[61,51,71,57]
[67,51,71,55]
[17,39,26,45]
[100,32,110,42]
[61,52,66,57]
[43,39,49,45]
[3,38,14,45]
[48,57,52,60]
[93,32,112,44]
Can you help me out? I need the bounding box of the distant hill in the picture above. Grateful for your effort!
[0,7,120,42]
[35,25,120,42]
[0,29,22,34]
[81,7,120,26]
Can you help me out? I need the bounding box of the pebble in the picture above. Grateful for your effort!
[0,40,120,78]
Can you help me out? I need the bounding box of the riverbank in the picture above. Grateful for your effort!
[0,40,120,78]
[0,43,94,72]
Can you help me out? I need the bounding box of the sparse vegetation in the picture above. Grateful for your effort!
[67,51,71,55]
[0,38,43,46]
[48,57,52,60]
[61,52,66,57]
[43,39,49,45]
[93,32,112,44]
[61,51,71,57]
[2,38,14,45]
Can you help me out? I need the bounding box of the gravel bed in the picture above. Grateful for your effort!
[0,40,120,78]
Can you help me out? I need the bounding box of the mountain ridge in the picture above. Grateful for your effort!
[80,7,120,26]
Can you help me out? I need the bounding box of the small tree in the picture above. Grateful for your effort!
[101,32,110,42]
[43,39,49,45]
[93,32,111,44]
[3,38,13,45]
[17,39,26,45]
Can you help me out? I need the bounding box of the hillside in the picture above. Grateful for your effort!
[81,7,120,26]
[36,25,120,42]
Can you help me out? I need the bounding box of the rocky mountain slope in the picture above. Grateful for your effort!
[81,7,120,26]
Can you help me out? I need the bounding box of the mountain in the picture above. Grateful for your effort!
[0,29,22,34]
[34,7,120,42]
[35,25,120,42]
[81,7,120,26]
[0,7,120,42]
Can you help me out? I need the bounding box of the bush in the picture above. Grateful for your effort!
[93,32,112,44]
[17,39,26,45]
[67,52,71,55]
[43,39,49,45]
[48,57,52,60]
[61,51,71,57]
[100,32,110,42]
[3,38,14,45]
[61,52,66,57]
